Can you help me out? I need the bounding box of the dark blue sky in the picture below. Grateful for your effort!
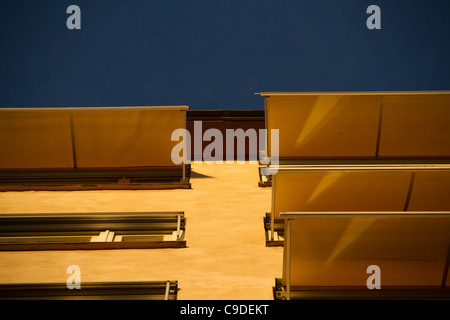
[0,1,449,110]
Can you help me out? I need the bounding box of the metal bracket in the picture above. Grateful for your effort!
[274,278,288,300]
[90,230,122,242]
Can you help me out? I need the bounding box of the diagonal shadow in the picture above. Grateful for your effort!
[190,171,216,179]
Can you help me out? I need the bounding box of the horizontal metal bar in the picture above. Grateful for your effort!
[0,211,187,250]
[0,281,178,300]
[0,183,191,192]
[0,235,93,243]
[0,240,187,251]
[257,91,450,97]
[276,159,450,166]
[0,211,184,219]
[0,168,184,177]
[265,164,450,175]
[0,106,189,112]
[0,225,184,235]
[274,284,450,300]
[0,212,186,232]
[280,211,450,219]
[0,167,191,190]
[277,165,450,170]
